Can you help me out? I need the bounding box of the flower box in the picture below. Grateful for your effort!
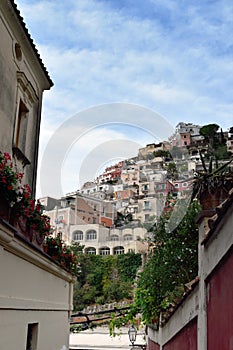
[0,195,11,221]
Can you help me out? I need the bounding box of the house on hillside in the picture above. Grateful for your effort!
[0,1,74,349]
[70,224,147,255]
[147,188,233,350]
[41,192,147,255]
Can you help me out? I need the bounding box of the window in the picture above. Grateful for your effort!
[13,72,38,167]
[73,230,83,241]
[16,100,29,155]
[113,246,124,255]
[99,247,110,256]
[58,215,64,222]
[26,323,38,350]
[144,201,150,209]
[111,235,119,241]
[124,234,133,241]
[86,230,97,240]
[85,247,96,255]
[128,248,135,253]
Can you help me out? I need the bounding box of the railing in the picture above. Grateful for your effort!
[70,304,132,329]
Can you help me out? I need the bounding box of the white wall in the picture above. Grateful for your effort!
[0,221,73,350]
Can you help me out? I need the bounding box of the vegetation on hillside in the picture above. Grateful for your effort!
[70,122,232,330]
[200,123,231,159]
[109,200,201,331]
[73,252,142,312]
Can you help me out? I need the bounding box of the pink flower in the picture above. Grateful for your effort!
[3,152,11,161]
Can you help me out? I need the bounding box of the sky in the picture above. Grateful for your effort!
[15,0,233,198]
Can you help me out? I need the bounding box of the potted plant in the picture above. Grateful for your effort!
[26,200,51,244]
[10,184,34,234]
[0,151,23,220]
[43,235,63,259]
[43,235,80,274]
[192,153,233,210]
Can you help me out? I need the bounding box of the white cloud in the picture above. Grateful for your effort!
[15,0,233,197]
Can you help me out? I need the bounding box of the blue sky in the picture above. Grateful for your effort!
[15,0,233,197]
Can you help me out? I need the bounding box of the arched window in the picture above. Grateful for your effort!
[123,234,133,241]
[99,247,110,256]
[85,247,96,255]
[113,246,124,255]
[111,235,119,241]
[73,230,83,241]
[86,230,97,240]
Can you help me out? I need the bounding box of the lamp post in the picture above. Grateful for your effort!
[128,325,146,350]
[128,324,137,346]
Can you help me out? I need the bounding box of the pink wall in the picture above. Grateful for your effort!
[207,249,233,350]
[163,318,197,350]
[148,338,160,350]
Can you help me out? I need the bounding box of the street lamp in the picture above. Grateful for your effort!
[128,325,146,350]
[128,324,137,346]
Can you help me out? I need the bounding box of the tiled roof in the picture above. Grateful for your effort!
[10,0,53,87]
[159,276,199,327]
[201,187,233,245]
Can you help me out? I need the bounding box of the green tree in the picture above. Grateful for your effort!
[132,200,201,324]
[200,123,219,154]
[73,253,142,311]
[166,162,178,180]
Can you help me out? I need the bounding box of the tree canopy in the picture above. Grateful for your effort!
[110,200,201,329]
[73,252,142,311]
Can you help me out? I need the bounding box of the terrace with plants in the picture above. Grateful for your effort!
[0,151,80,275]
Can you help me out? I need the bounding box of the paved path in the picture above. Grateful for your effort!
[69,326,145,350]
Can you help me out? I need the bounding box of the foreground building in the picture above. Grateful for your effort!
[147,188,233,350]
[0,1,73,349]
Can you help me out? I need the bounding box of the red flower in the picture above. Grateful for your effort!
[1,177,7,184]
[3,152,11,161]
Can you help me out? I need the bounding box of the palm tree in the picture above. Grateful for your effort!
[192,153,233,210]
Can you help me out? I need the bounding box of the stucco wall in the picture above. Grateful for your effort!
[0,0,52,194]
[0,221,73,350]
[0,310,70,350]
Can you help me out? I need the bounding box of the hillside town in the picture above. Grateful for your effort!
[40,122,233,256]
[1,1,233,350]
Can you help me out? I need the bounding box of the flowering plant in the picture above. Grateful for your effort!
[44,234,63,256]
[10,184,51,238]
[27,200,51,237]
[44,235,81,275]
[0,151,23,205]
[0,150,51,241]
